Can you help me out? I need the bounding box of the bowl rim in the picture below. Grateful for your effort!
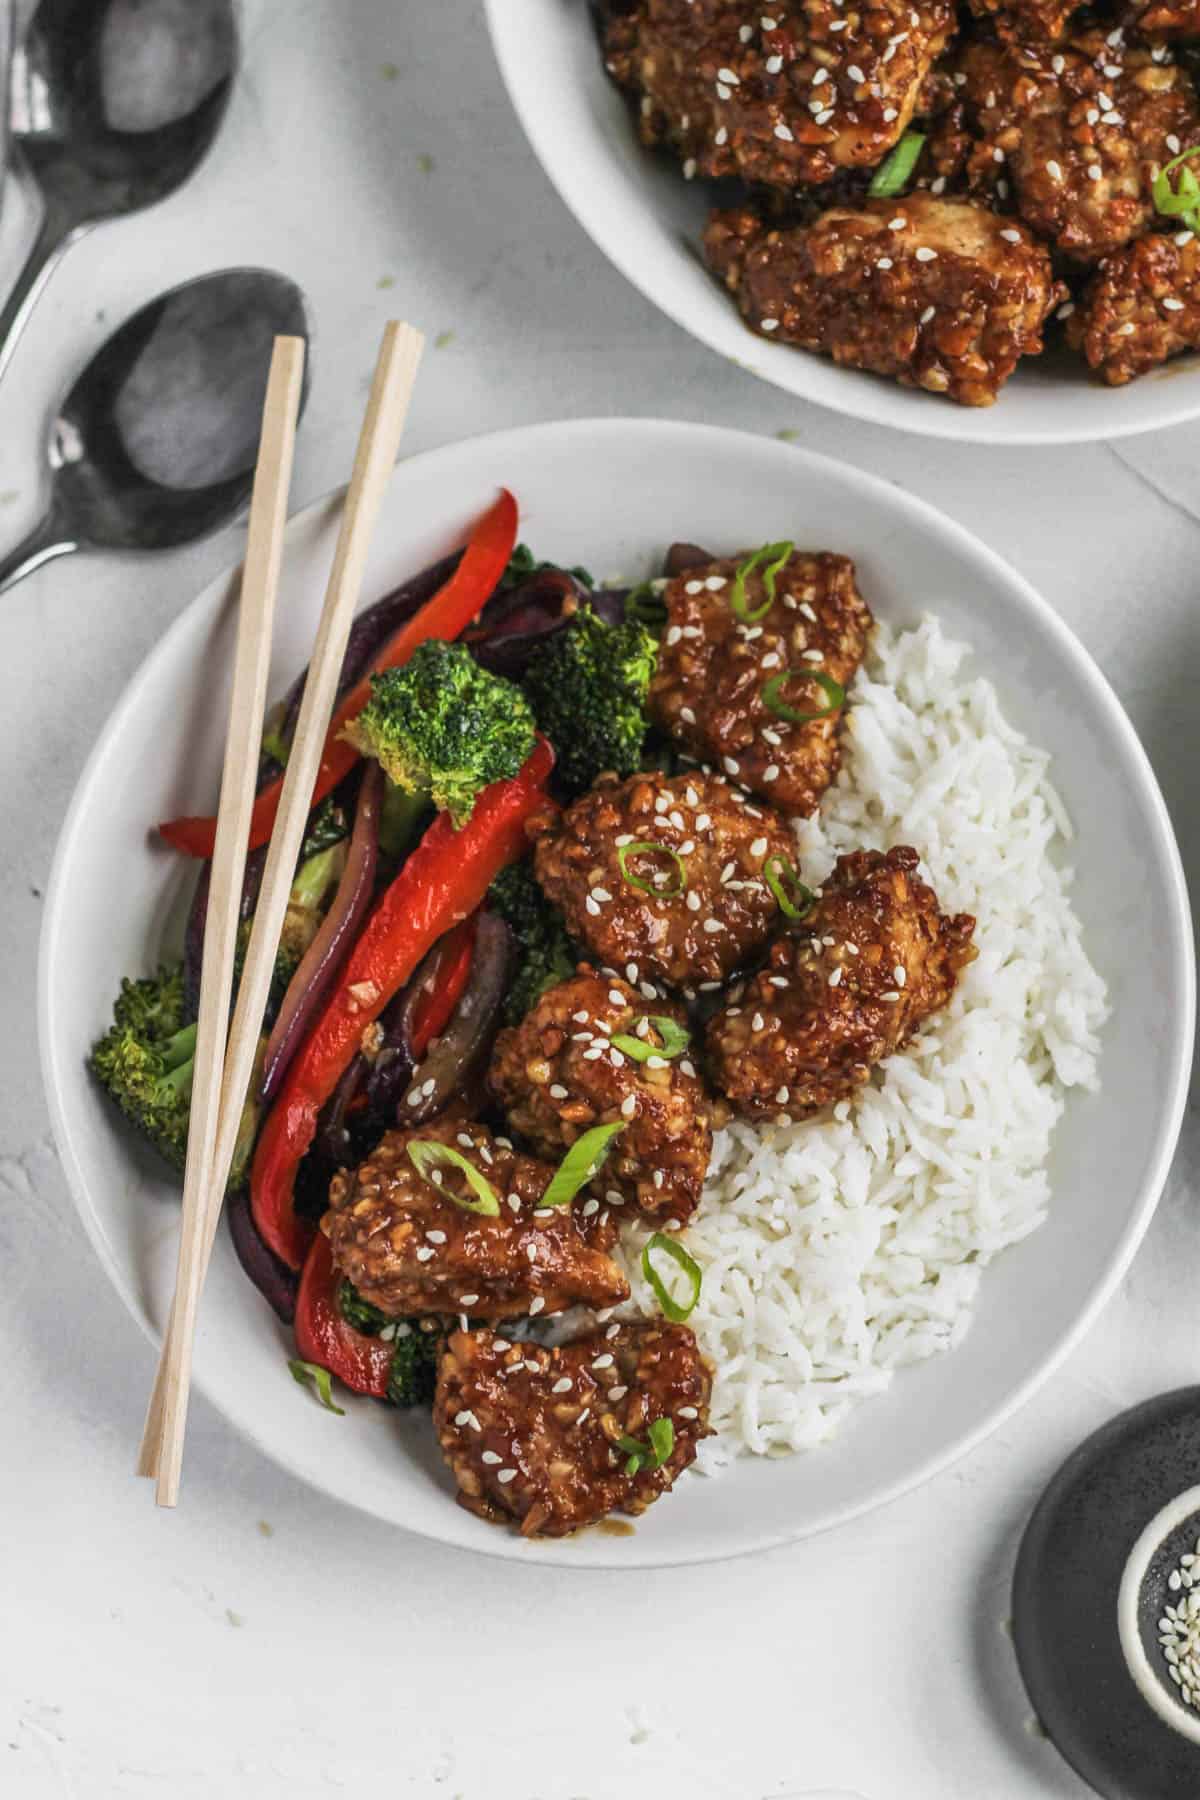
[483,0,1200,447]
[37,416,1196,1566]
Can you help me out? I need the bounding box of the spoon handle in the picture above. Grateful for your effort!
[0,514,75,596]
[0,163,78,387]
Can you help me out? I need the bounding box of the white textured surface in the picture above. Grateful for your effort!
[2,1,1199,1795]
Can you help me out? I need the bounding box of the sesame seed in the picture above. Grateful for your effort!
[482,1450,502,1465]
[606,1323,620,1339]
[454,1410,472,1426]
[686,891,702,912]
[882,107,897,121]
[679,1406,699,1420]
[576,1408,591,1426]
[592,1354,615,1369]
[582,1197,600,1217]
[1051,53,1064,72]
[717,67,740,84]
[683,158,697,180]
[1168,134,1182,155]
[724,756,740,775]
[882,990,901,1002]
[816,108,834,124]
[1046,159,1063,181]
[529,1297,545,1315]
[1000,228,1021,243]
[621,1094,638,1117]
[1056,300,1075,319]
[751,836,769,857]
[415,1246,435,1262]
[1087,164,1101,181]
[877,257,893,270]
[459,1293,480,1306]
[763,764,780,782]
[1176,230,1193,246]
[739,23,753,41]
[919,304,935,323]
[608,1385,629,1401]
[894,965,907,986]
[585,897,600,916]
[915,247,937,263]
[552,1377,572,1394]
[752,1012,765,1031]
[813,68,828,85]
[829,967,843,987]
[680,706,697,725]
[760,317,780,332]
[685,579,703,595]
[497,1469,517,1484]
[775,1086,790,1105]
[1164,297,1185,311]
[666,625,683,646]
[847,63,865,82]
[425,1229,447,1244]
[703,918,723,935]
[774,122,794,141]
[888,215,906,231]
[715,125,728,145]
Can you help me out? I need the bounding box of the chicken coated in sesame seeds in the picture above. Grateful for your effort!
[1130,0,1200,38]
[434,1322,713,1537]
[963,0,1076,44]
[945,33,1200,265]
[1066,231,1200,382]
[706,846,976,1120]
[647,548,873,818]
[488,969,712,1226]
[601,0,956,190]
[322,1118,630,1321]
[532,769,794,991]
[705,195,1064,405]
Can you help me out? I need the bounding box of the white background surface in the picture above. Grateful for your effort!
[2,2,1199,1795]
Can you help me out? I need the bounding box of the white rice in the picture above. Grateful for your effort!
[615,615,1109,1469]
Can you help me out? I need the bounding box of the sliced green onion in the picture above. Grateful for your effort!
[541,1120,626,1209]
[288,1359,345,1415]
[764,855,816,922]
[407,1141,500,1215]
[730,540,795,623]
[642,1232,703,1322]
[624,581,668,630]
[762,667,845,724]
[868,130,926,199]
[617,839,688,899]
[611,1014,691,1063]
[617,1416,676,1475]
[1153,145,1200,233]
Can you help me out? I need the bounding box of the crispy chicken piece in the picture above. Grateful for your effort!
[1130,0,1200,39]
[533,769,793,992]
[964,0,1078,43]
[488,969,712,1226]
[1067,230,1200,381]
[601,0,955,190]
[434,1322,713,1537]
[948,34,1200,264]
[647,548,873,819]
[705,195,1063,406]
[706,846,976,1121]
[322,1118,629,1321]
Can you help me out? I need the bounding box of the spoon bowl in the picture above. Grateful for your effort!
[0,267,310,594]
[1,0,237,380]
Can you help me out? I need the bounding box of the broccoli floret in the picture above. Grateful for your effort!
[488,860,576,1024]
[342,640,536,828]
[91,963,261,1185]
[521,604,657,799]
[335,1280,444,1408]
[90,966,197,1172]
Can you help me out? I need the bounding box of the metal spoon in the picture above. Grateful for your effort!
[0,0,236,383]
[0,267,310,595]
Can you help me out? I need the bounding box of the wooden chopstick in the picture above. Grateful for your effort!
[146,321,426,1506]
[135,335,306,1483]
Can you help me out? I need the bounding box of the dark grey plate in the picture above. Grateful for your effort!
[1013,1387,1200,1798]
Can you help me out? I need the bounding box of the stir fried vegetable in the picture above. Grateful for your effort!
[522,603,657,798]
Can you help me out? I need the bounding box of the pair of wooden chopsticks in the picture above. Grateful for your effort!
[139,320,425,1506]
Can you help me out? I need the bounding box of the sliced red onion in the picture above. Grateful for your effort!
[314,1051,370,1168]
[260,763,383,1106]
[359,933,448,1123]
[473,571,629,678]
[227,1188,299,1323]
[394,913,514,1127]
[182,844,266,1024]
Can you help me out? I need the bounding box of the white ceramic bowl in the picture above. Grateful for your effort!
[485,0,1200,445]
[40,419,1193,1566]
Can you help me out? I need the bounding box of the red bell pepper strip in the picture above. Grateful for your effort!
[409,915,477,1058]
[158,489,519,859]
[293,1231,391,1398]
[251,736,555,1269]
